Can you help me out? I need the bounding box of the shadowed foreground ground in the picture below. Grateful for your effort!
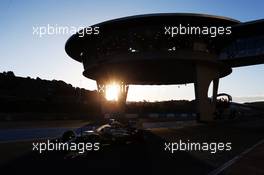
[1,118,264,174]
[1,131,213,174]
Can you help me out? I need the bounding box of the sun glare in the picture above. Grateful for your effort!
[105,83,120,101]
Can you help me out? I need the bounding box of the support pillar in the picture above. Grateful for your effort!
[212,78,219,103]
[194,64,219,122]
[118,83,129,116]
[96,80,129,120]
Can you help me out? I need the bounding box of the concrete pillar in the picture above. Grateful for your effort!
[194,64,219,122]
[212,78,219,103]
[96,80,106,116]
[96,80,129,119]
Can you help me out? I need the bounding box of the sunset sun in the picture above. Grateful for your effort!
[105,83,120,101]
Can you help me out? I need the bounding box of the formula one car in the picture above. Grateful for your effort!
[50,119,143,159]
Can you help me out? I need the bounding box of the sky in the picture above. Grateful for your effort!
[0,0,263,102]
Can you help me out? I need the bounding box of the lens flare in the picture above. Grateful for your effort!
[105,83,120,101]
